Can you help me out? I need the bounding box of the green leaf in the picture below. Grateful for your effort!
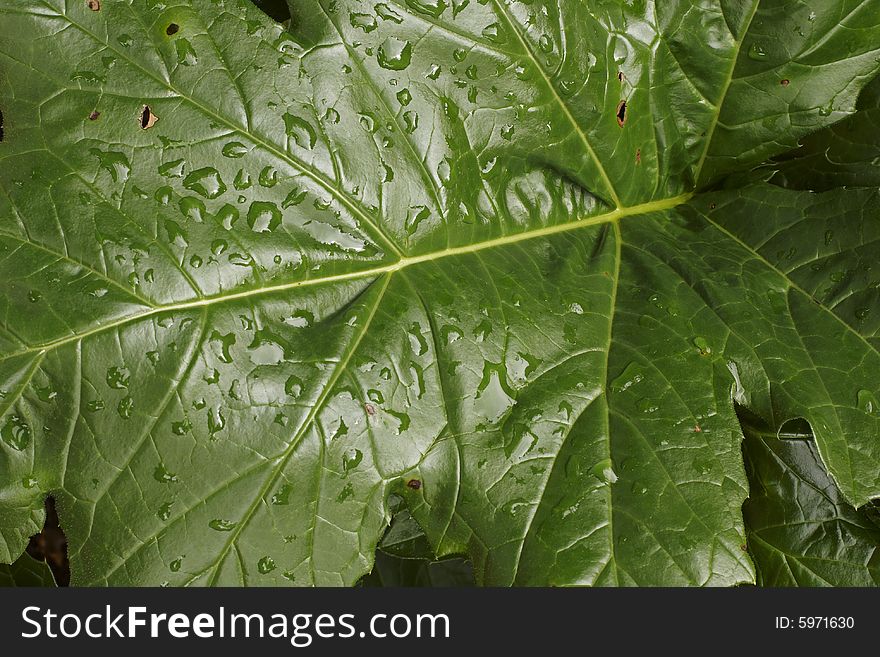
[0,553,56,587]
[743,424,880,587]
[0,0,879,586]
[761,76,880,191]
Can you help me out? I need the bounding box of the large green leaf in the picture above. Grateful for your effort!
[0,0,879,586]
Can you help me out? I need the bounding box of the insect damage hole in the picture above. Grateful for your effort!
[87,0,101,10]
[616,100,627,127]
[166,23,180,36]
[140,105,159,129]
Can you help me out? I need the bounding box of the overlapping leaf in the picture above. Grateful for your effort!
[0,0,879,586]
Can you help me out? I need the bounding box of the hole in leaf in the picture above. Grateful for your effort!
[406,478,422,490]
[617,71,625,82]
[88,110,100,121]
[780,78,790,86]
[616,99,627,127]
[166,23,180,36]
[26,496,69,586]
[86,0,101,10]
[140,104,159,129]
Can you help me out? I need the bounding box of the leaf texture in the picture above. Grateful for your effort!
[0,0,878,586]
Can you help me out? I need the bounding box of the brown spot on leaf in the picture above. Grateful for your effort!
[88,110,100,121]
[0,109,4,142]
[693,425,702,433]
[617,71,625,82]
[365,403,376,416]
[406,478,422,490]
[616,100,627,127]
[87,0,101,10]
[635,148,641,165]
[166,23,180,36]
[140,105,158,129]
[780,79,790,86]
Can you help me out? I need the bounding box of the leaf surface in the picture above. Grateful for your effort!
[0,0,879,586]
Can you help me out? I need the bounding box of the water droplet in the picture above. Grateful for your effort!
[349,11,377,32]
[87,399,105,412]
[406,322,428,355]
[208,407,226,437]
[387,409,411,434]
[208,518,236,531]
[748,43,767,61]
[106,365,130,389]
[377,37,412,70]
[500,124,514,140]
[474,318,492,342]
[117,395,134,419]
[211,239,228,256]
[636,398,658,414]
[171,417,192,435]
[501,498,530,516]
[174,37,198,66]
[282,309,314,328]
[403,110,419,133]
[216,204,239,230]
[283,113,317,150]
[693,336,712,356]
[157,502,173,521]
[90,149,131,183]
[158,158,186,178]
[222,141,248,158]
[343,447,363,473]
[182,167,226,199]
[481,22,503,42]
[1,415,31,451]
[272,483,293,505]
[256,556,276,574]
[336,481,355,502]
[857,389,879,414]
[35,385,57,403]
[285,375,304,398]
[610,362,643,394]
[591,459,618,485]
[153,463,178,483]
[396,88,412,106]
[258,166,279,188]
[247,201,282,232]
[376,2,403,22]
[538,34,553,53]
[177,196,206,223]
[27,290,42,303]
